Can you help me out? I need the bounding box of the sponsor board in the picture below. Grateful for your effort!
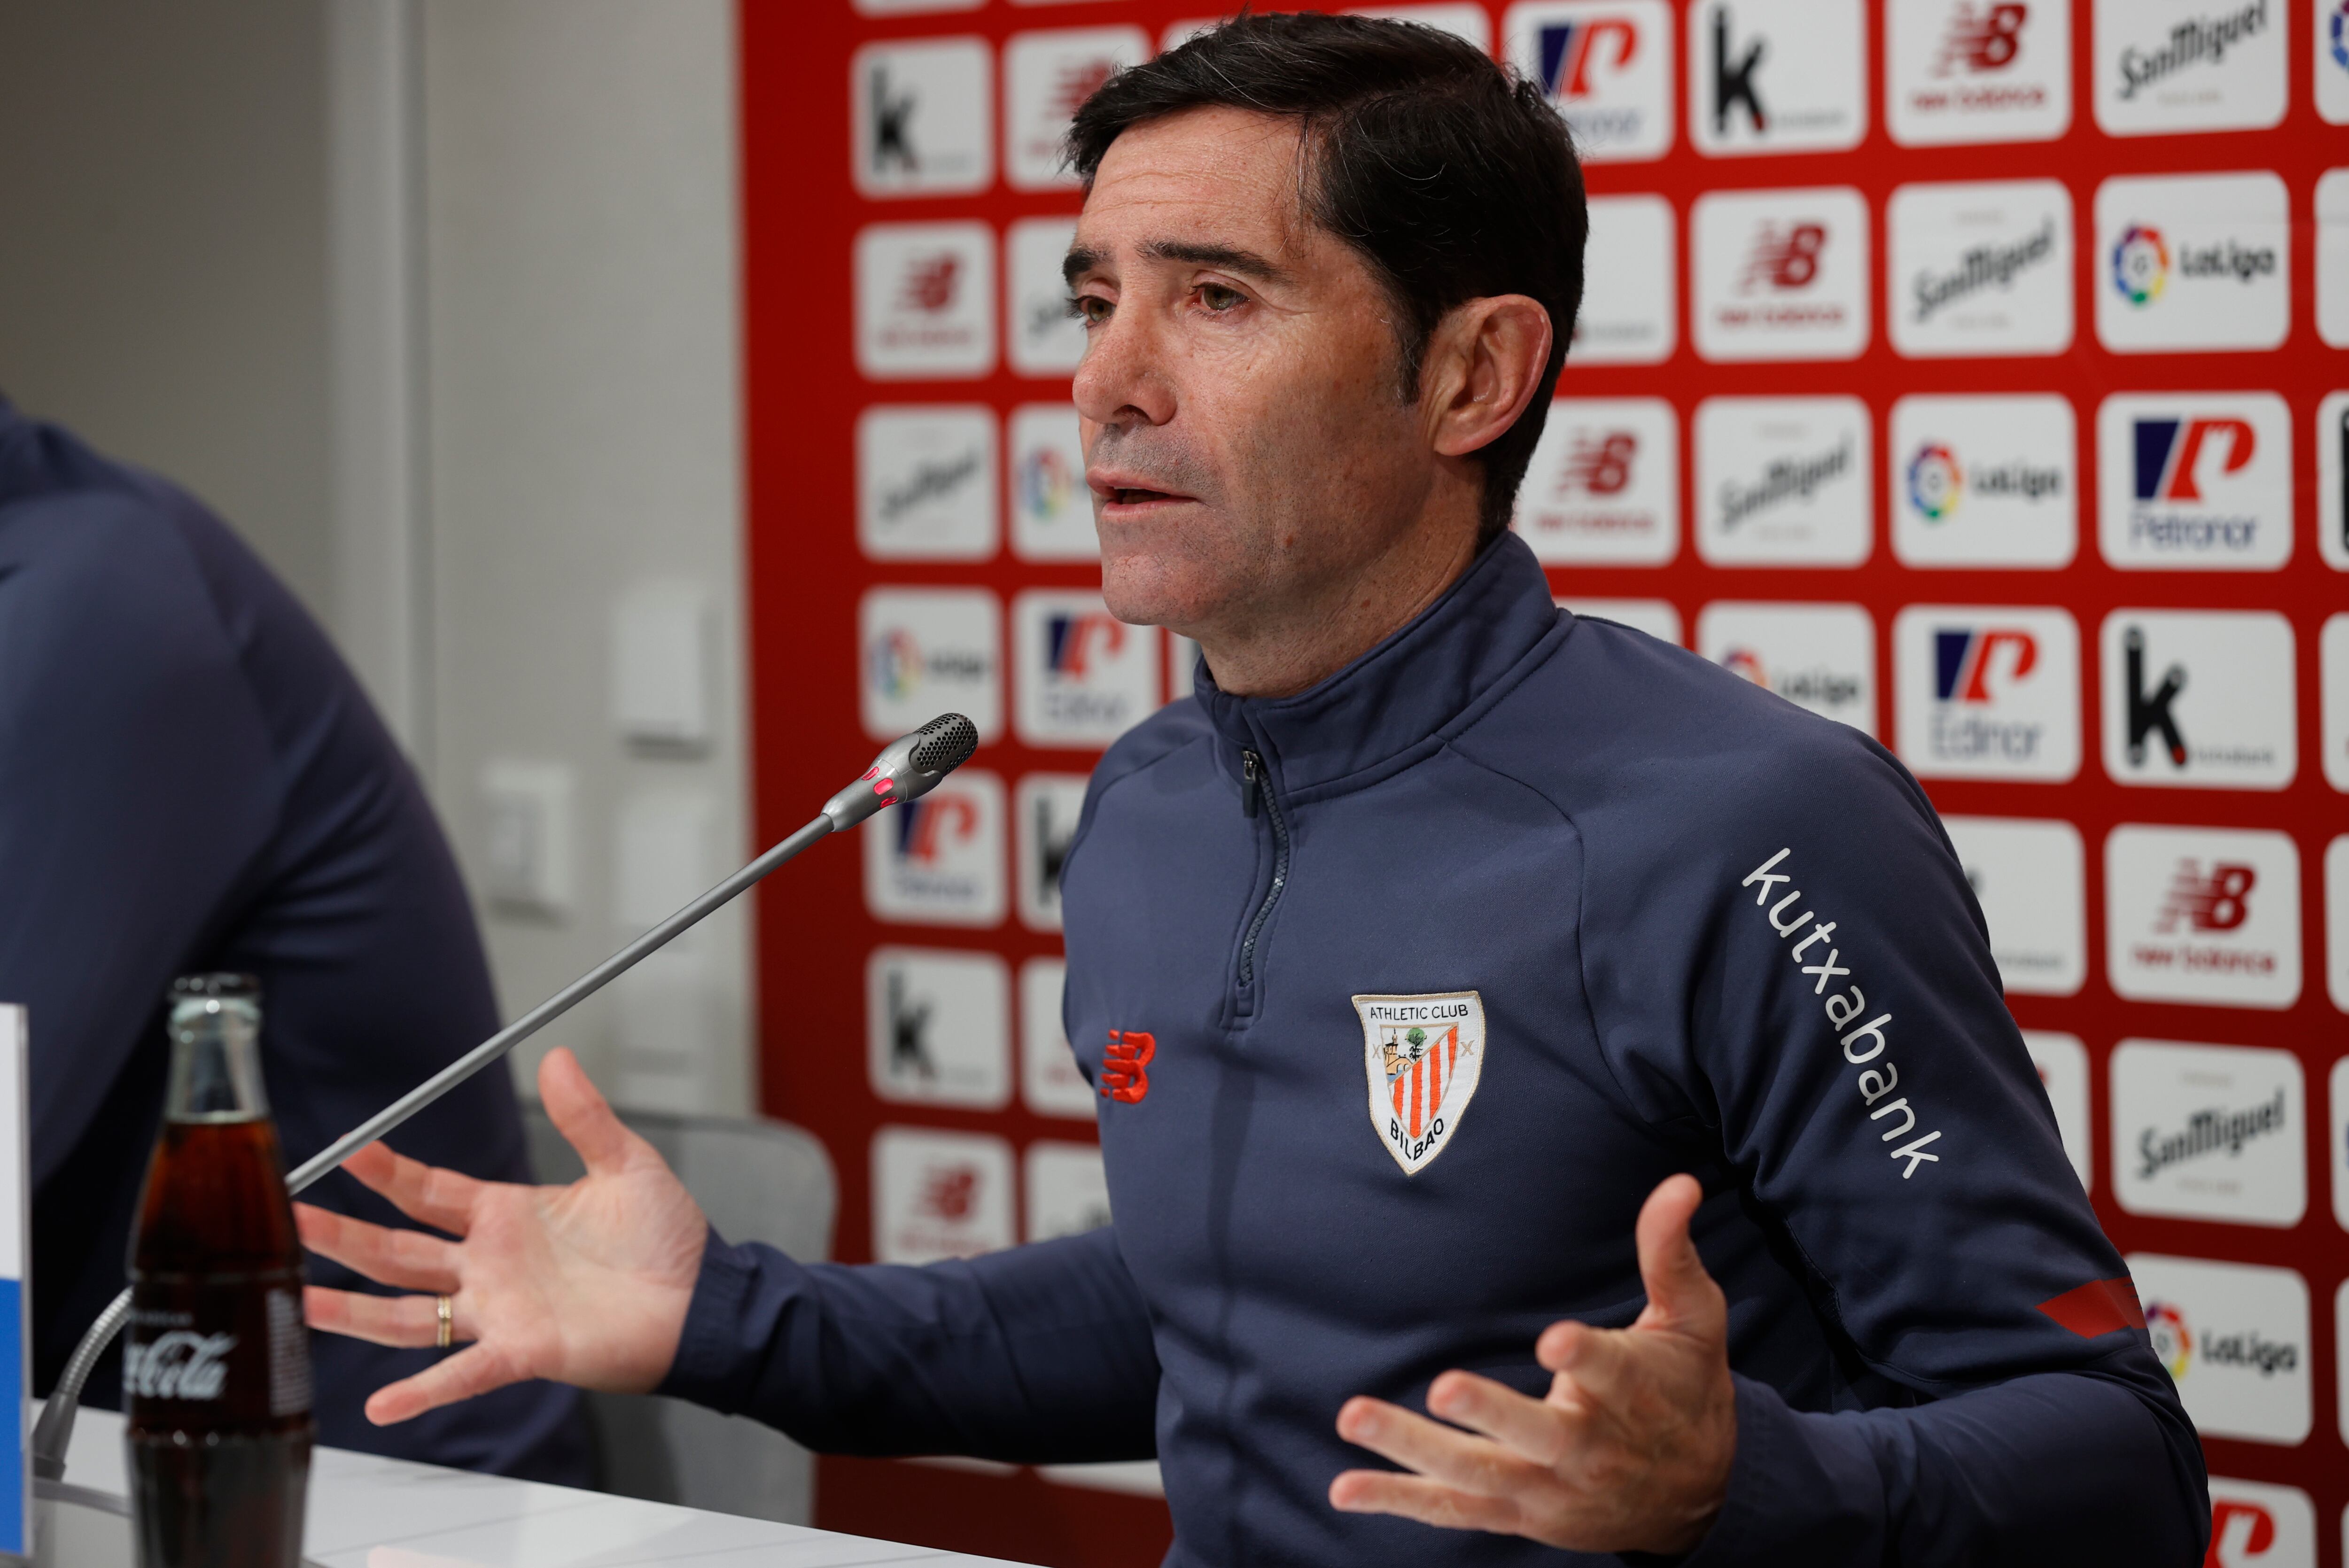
[856,405,998,561]
[851,37,992,197]
[866,947,1012,1110]
[1886,181,2072,358]
[2325,616,2349,792]
[2093,173,2290,355]
[1006,217,1085,376]
[1697,602,1875,736]
[2321,172,2349,349]
[872,1126,1015,1264]
[856,0,983,13]
[2111,1039,2304,1227]
[1892,607,2080,782]
[2020,1030,2090,1190]
[2323,0,2349,122]
[2203,1477,2317,1568]
[1944,817,2086,994]
[1008,404,1094,561]
[855,222,996,379]
[1560,598,1683,646]
[1347,3,1493,48]
[1013,591,1160,749]
[1015,773,1089,932]
[2320,391,2349,570]
[1503,1,1674,162]
[2093,0,2284,136]
[1688,0,1867,155]
[859,587,1002,743]
[862,768,1008,928]
[2100,610,2296,791]
[2128,1253,2310,1445]
[1574,195,1678,365]
[1024,1141,1112,1242]
[2333,1050,2349,1229]
[1167,634,1202,703]
[1692,187,1870,362]
[1694,397,1872,566]
[1019,958,1097,1120]
[1887,0,2072,145]
[2105,824,2301,1009]
[1890,395,2076,568]
[1515,397,1679,564]
[2328,837,2349,1014]
[1003,28,1149,190]
[2096,393,2291,572]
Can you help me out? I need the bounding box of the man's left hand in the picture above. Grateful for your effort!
[1329,1173,1737,1556]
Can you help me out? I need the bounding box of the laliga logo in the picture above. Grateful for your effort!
[2110,225,2170,306]
[1933,629,2036,704]
[1738,223,1826,293]
[1718,647,1769,688]
[1906,443,1963,521]
[2134,417,2254,502]
[1020,445,1080,521]
[867,628,924,699]
[1536,16,1638,101]
[1045,611,1125,677]
[894,792,979,866]
[2334,0,2349,71]
[898,253,962,313]
[1934,2,2028,74]
[2144,1300,2192,1380]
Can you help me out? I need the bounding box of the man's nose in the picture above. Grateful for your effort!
[1072,302,1175,430]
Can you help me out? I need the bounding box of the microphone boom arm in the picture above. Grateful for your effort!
[31,714,977,1482]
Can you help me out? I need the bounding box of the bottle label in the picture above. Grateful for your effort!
[267,1289,311,1417]
[124,1329,237,1401]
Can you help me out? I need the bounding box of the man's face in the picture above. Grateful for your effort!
[1065,107,1439,641]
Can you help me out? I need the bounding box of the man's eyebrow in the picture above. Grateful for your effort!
[1060,240,1293,288]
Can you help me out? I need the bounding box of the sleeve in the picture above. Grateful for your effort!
[655,1224,1161,1465]
[1579,724,2209,1567]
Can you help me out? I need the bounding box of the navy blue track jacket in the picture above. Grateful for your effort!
[663,534,2208,1565]
[0,398,591,1483]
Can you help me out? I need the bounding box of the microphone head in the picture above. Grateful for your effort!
[821,714,980,832]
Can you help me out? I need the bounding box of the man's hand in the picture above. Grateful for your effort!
[1328,1174,1736,1555]
[299,1047,711,1426]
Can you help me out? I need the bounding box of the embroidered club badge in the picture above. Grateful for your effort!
[1353,991,1486,1175]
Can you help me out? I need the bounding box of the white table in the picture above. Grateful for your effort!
[49,1409,1039,1568]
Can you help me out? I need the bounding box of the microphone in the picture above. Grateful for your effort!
[32,714,978,1483]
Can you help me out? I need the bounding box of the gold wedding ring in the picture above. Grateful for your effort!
[435,1294,454,1350]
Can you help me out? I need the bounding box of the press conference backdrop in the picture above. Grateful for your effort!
[744,3,2349,1563]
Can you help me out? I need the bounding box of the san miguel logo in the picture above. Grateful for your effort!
[1354,992,1485,1175]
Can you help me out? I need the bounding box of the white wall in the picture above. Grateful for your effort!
[0,1,756,1117]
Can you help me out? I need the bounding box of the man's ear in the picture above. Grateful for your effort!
[1423,295,1554,460]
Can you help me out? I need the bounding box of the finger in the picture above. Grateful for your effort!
[1536,1316,1638,1407]
[364,1340,530,1426]
[303,1286,465,1350]
[1334,1396,1539,1499]
[339,1141,485,1238]
[1328,1469,1523,1534]
[1425,1369,1572,1467]
[539,1047,639,1177]
[1632,1173,1721,1335]
[294,1203,461,1294]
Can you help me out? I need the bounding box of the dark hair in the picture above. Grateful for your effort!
[1066,12,1587,543]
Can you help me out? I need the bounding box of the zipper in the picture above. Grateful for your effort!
[1237,749,1289,991]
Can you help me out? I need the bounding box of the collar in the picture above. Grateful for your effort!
[1190,531,1564,802]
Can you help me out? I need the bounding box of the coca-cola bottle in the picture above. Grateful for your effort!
[124,974,312,1568]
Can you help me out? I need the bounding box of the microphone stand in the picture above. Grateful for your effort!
[32,714,976,1485]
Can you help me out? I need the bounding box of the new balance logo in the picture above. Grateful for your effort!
[1739,223,1825,291]
[898,254,961,313]
[1101,1029,1155,1103]
[2158,861,2256,933]
[1559,431,1638,496]
[1935,2,2027,74]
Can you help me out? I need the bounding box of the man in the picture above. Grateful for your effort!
[0,395,591,1483]
[299,15,2208,1564]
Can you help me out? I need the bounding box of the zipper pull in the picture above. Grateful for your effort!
[1241,749,1262,818]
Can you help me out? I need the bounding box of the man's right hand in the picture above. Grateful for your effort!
[298,1046,711,1426]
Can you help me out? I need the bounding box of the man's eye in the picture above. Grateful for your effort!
[1198,284,1246,312]
[1067,295,1112,326]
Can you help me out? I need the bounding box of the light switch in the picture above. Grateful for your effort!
[612,579,715,753]
[480,760,576,917]
[614,788,714,933]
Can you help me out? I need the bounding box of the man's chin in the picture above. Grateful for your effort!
[1097,554,1226,636]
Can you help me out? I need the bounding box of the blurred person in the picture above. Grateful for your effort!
[0,393,591,1483]
[299,15,2208,1566]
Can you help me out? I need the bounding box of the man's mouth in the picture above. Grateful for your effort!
[1109,486,1185,507]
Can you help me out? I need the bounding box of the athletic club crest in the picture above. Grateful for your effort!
[1353,991,1486,1175]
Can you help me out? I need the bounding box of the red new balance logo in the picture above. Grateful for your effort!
[1101,1029,1154,1104]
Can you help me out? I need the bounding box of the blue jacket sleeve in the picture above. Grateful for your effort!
[655,1223,1161,1463]
[1571,715,2207,1566]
